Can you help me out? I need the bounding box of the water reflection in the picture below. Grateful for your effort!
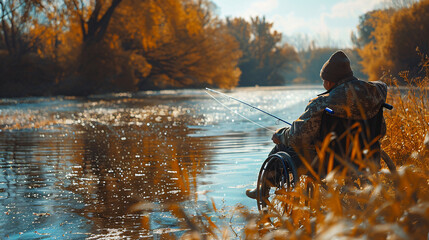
[0,97,214,238]
[0,87,323,238]
[0,131,89,239]
[65,117,213,238]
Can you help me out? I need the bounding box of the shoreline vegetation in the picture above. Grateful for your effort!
[1,0,428,98]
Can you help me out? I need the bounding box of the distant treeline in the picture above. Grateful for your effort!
[0,0,428,97]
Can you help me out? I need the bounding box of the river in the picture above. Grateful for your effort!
[0,86,323,239]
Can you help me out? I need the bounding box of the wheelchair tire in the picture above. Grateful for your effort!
[380,149,396,174]
[256,152,298,214]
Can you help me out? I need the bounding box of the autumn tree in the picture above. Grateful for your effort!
[0,0,65,97]
[51,0,124,95]
[356,0,429,82]
[351,11,378,49]
[385,0,429,80]
[1,0,243,96]
[286,47,366,84]
[64,0,122,47]
[0,0,45,56]
[226,16,298,86]
[104,0,241,90]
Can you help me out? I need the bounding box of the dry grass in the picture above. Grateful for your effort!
[382,74,429,170]
[242,166,429,239]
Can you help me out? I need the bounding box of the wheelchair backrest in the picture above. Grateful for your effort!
[317,107,384,171]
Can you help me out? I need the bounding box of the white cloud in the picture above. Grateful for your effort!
[294,0,386,47]
[328,0,385,19]
[271,12,329,36]
[214,0,386,48]
[272,13,309,34]
[242,0,279,17]
[271,12,355,48]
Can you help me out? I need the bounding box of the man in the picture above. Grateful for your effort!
[246,50,388,199]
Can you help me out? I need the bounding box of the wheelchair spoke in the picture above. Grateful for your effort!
[257,153,298,223]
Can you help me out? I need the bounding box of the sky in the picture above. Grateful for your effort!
[212,0,388,49]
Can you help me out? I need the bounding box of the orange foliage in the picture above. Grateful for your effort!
[357,9,394,81]
[382,74,429,170]
[1,0,243,96]
[226,17,298,86]
[386,0,429,78]
[358,0,429,82]
[109,0,241,90]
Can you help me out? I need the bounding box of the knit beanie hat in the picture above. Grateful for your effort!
[320,50,353,82]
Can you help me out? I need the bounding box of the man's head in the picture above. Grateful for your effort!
[320,50,353,90]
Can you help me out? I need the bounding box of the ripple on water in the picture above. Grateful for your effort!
[0,86,323,238]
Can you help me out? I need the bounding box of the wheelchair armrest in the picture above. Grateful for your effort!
[324,107,334,114]
[325,104,393,114]
[383,103,393,110]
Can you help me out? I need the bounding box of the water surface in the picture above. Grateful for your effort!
[0,86,322,238]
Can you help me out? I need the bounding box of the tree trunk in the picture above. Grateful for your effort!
[83,0,122,46]
[0,1,13,55]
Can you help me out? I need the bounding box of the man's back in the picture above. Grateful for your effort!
[283,77,387,151]
[322,77,387,121]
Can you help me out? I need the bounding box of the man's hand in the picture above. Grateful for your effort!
[271,132,282,144]
[272,133,281,144]
[272,127,289,145]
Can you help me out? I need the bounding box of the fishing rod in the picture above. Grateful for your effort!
[205,88,292,127]
[205,90,276,132]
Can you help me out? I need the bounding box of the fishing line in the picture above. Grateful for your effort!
[205,88,292,126]
[205,90,276,132]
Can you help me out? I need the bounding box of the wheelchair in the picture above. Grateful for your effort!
[255,104,396,215]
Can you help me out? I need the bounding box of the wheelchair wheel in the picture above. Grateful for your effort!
[380,149,396,174]
[256,152,298,216]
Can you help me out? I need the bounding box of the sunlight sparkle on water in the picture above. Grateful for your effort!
[0,86,323,238]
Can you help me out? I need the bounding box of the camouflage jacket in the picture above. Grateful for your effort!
[277,76,388,148]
